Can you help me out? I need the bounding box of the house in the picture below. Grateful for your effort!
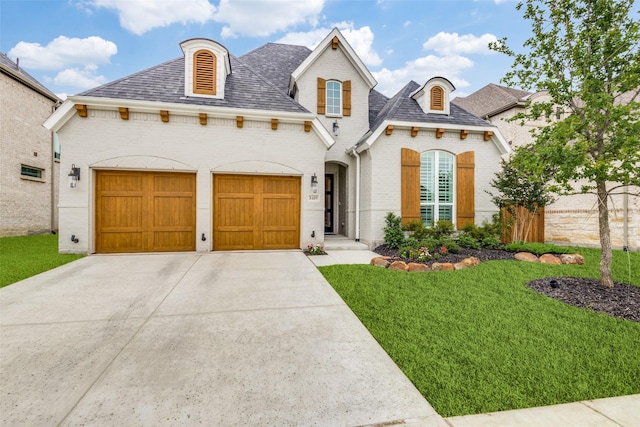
[44,29,509,254]
[453,84,639,250]
[0,52,61,236]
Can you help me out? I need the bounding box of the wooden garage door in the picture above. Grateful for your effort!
[96,171,196,253]
[213,175,300,250]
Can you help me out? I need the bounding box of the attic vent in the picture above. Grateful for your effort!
[194,50,216,95]
[430,86,444,111]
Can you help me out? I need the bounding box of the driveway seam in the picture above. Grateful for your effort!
[56,254,203,426]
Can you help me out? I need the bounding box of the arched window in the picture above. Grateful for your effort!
[430,85,444,111]
[420,151,454,226]
[193,50,216,95]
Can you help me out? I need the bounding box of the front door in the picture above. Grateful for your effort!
[325,174,334,233]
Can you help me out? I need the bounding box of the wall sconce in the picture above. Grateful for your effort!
[71,235,79,243]
[332,120,339,136]
[311,173,318,193]
[68,164,80,188]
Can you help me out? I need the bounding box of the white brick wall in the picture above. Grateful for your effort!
[361,129,505,247]
[56,110,327,253]
[0,73,59,236]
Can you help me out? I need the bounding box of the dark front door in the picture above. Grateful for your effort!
[325,174,334,233]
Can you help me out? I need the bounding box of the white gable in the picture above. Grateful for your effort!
[180,38,231,100]
[411,77,455,115]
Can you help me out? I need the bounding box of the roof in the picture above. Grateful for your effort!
[371,81,491,133]
[239,43,311,95]
[79,54,309,114]
[0,52,60,102]
[452,83,531,118]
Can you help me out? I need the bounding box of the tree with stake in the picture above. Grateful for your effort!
[490,0,640,287]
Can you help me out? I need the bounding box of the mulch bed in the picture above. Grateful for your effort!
[374,245,639,323]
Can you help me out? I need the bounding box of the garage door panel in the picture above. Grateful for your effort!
[213,175,300,251]
[96,171,195,253]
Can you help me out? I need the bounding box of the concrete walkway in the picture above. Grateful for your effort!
[0,251,445,426]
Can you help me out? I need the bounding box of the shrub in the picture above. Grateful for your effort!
[458,234,481,250]
[504,241,569,256]
[482,236,503,249]
[440,239,460,254]
[432,220,455,238]
[384,212,405,249]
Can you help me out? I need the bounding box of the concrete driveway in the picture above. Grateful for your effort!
[1,251,445,426]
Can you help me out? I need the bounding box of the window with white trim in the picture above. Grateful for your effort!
[326,80,342,115]
[420,151,454,226]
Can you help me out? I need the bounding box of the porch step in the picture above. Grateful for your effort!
[323,236,369,251]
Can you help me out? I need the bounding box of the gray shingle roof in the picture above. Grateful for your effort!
[239,43,311,94]
[79,54,309,114]
[371,81,492,132]
[0,52,59,101]
[452,83,531,118]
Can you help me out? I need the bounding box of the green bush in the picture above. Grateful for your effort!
[482,236,503,249]
[440,239,460,254]
[458,234,481,250]
[432,220,455,238]
[383,212,405,249]
[504,241,569,255]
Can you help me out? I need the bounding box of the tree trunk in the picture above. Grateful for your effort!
[596,181,614,288]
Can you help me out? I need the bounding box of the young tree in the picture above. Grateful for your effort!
[488,147,556,243]
[490,0,640,287]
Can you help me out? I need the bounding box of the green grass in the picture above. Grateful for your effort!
[319,247,640,417]
[0,234,84,288]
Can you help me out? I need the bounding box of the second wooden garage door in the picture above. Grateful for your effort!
[213,175,300,250]
[96,171,196,253]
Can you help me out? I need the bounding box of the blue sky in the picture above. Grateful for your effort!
[1,0,531,100]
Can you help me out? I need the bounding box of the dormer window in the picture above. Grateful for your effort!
[180,38,231,100]
[430,86,444,111]
[194,50,216,95]
[411,77,455,115]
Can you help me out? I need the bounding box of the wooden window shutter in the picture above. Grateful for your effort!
[194,50,216,95]
[456,151,475,228]
[317,78,326,114]
[342,80,351,116]
[401,148,421,225]
[430,86,444,110]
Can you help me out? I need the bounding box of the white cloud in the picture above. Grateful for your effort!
[86,0,217,35]
[423,32,497,56]
[276,21,382,67]
[373,55,473,97]
[53,66,108,89]
[214,0,325,38]
[8,36,117,70]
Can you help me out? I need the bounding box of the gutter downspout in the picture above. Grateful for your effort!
[351,147,361,242]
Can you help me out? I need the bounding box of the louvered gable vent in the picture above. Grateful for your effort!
[194,50,216,95]
[180,38,231,100]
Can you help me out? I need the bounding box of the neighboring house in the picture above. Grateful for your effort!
[453,84,639,250]
[0,52,61,236]
[44,29,509,254]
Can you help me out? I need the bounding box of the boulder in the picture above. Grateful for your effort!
[370,257,389,268]
[454,262,468,270]
[388,261,409,271]
[408,263,430,272]
[560,254,585,265]
[514,252,539,262]
[460,257,481,267]
[432,262,455,271]
[539,254,562,265]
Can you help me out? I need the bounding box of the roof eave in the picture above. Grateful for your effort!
[0,63,60,102]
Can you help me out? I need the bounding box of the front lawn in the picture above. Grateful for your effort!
[0,234,84,288]
[319,247,640,417]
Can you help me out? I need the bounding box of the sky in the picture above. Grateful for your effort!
[0,0,533,100]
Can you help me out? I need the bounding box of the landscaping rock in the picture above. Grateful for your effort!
[560,254,585,265]
[408,262,430,272]
[539,254,562,265]
[460,257,481,267]
[432,262,454,271]
[389,260,409,271]
[515,252,539,262]
[454,262,468,270]
[370,257,390,268]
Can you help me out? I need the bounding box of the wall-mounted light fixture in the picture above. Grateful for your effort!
[71,235,79,243]
[332,120,339,137]
[311,173,318,193]
[68,164,80,189]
